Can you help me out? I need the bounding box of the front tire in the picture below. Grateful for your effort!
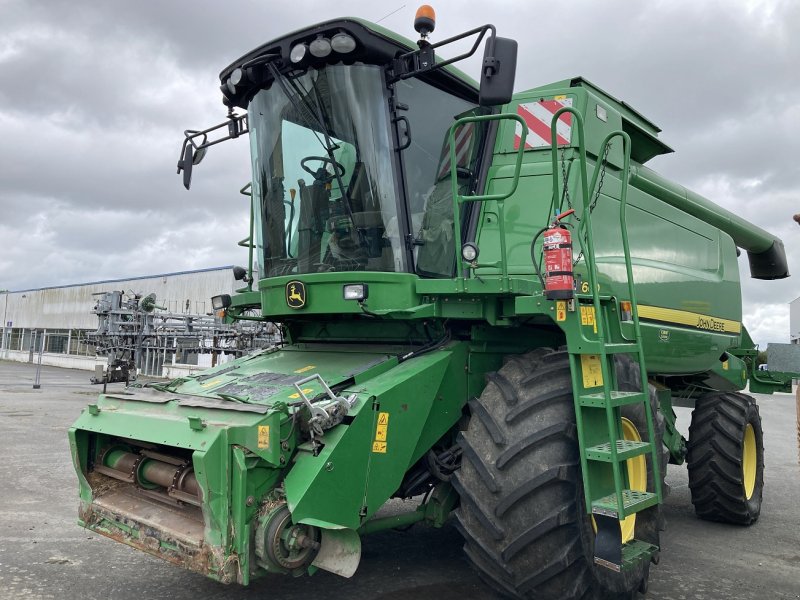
[453,349,659,600]
[686,392,764,525]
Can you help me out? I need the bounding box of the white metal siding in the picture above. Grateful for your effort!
[1,268,237,330]
[790,297,800,343]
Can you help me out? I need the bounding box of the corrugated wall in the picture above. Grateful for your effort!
[1,267,237,329]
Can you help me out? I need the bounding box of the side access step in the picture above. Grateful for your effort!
[578,390,646,408]
[594,536,659,573]
[585,440,651,462]
[592,489,658,519]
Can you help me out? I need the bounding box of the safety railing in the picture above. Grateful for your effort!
[448,112,528,290]
[548,109,662,513]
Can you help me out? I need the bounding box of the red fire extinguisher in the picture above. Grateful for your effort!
[543,209,575,300]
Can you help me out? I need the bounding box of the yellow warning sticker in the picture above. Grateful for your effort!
[257,425,270,449]
[580,354,603,388]
[288,387,314,399]
[722,360,729,371]
[294,365,315,374]
[556,300,567,322]
[372,412,390,452]
[200,378,222,388]
[580,306,597,333]
[554,94,567,101]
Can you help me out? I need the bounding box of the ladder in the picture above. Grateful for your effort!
[548,109,663,571]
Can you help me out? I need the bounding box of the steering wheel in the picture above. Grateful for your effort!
[301,156,346,182]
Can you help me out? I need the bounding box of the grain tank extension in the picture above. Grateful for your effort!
[70,8,789,598]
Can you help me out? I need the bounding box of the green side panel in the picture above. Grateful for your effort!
[285,344,464,529]
[478,87,746,376]
[698,350,748,391]
[258,272,422,319]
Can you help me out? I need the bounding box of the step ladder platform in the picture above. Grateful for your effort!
[602,342,640,354]
[586,439,651,462]
[592,490,658,519]
[594,539,659,573]
[578,390,646,408]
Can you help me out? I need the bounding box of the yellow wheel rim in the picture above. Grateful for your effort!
[620,418,647,544]
[743,423,756,500]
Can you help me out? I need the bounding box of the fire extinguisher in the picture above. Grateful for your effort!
[542,209,575,300]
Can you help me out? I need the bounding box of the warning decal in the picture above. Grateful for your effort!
[372,412,390,453]
[258,425,270,449]
[514,97,573,150]
[556,300,567,322]
[580,354,604,388]
[580,306,597,333]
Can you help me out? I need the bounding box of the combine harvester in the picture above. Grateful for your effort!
[70,7,792,598]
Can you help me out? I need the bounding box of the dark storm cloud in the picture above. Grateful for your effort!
[0,0,798,346]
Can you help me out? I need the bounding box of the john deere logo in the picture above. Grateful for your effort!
[286,281,306,309]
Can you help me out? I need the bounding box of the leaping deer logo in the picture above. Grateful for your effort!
[286,281,306,308]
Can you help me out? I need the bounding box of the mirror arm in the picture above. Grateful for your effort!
[175,114,249,179]
[390,24,496,83]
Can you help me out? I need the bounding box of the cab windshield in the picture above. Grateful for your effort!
[249,64,402,277]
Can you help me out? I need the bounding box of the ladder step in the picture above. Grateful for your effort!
[571,342,640,355]
[586,440,651,462]
[592,490,658,519]
[578,390,646,408]
[595,539,659,573]
[602,343,641,354]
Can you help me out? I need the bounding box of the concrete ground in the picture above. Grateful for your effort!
[0,360,798,600]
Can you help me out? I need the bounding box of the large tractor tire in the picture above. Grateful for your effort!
[453,349,665,600]
[686,391,764,525]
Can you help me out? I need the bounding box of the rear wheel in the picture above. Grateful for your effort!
[453,349,663,600]
[686,392,764,525]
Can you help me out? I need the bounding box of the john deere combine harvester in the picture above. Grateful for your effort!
[70,8,790,598]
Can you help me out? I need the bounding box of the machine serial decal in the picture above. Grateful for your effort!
[637,305,741,334]
[286,280,306,309]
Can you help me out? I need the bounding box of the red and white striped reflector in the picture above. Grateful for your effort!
[514,97,573,150]
[436,122,475,180]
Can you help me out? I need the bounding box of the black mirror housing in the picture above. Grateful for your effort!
[479,37,517,106]
[232,266,248,281]
[179,144,194,189]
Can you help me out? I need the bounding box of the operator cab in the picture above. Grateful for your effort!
[178,12,517,280]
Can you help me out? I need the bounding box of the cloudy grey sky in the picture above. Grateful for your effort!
[1,0,798,346]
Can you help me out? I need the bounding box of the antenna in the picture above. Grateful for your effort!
[376,4,406,24]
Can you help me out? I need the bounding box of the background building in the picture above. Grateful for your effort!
[791,296,800,344]
[0,266,241,373]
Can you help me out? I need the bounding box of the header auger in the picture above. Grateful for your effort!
[71,7,789,598]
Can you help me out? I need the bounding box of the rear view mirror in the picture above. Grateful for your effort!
[479,37,517,106]
[178,144,194,190]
